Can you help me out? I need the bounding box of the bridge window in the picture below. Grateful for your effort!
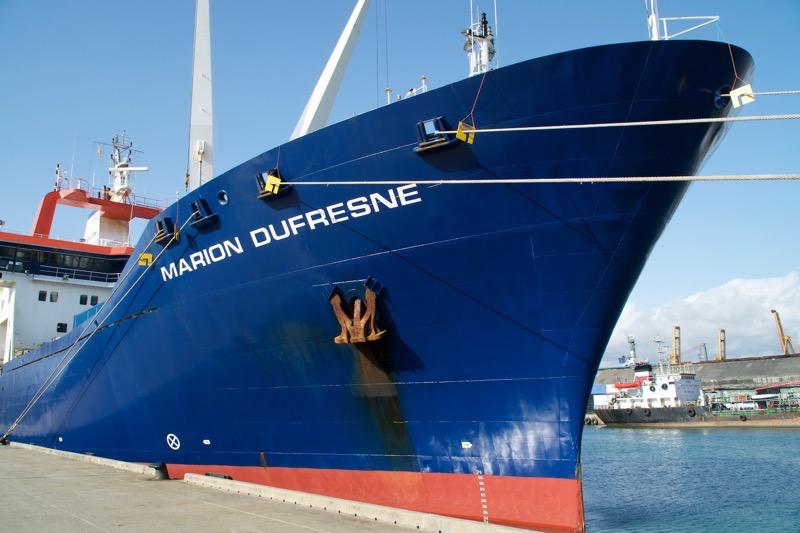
[90,295,99,306]
[15,249,33,263]
[49,291,58,303]
[38,290,47,302]
[79,294,88,305]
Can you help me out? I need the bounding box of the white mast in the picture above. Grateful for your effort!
[646,0,661,41]
[187,0,213,191]
[290,0,371,140]
[462,10,495,77]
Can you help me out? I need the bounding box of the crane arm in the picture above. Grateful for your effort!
[771,309,795,355]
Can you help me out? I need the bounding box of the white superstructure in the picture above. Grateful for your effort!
[0,134,161,366]
[0,271,113,363]
[593,363,704,410]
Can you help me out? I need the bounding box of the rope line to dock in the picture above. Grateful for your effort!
[720,90,800,97]
[288,174,800,186]
[434,112,800,135]
[1,219,191,442]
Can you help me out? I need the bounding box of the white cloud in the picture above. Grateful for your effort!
[604,272,800,365]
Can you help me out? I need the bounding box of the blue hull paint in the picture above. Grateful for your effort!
[1,40,751,487]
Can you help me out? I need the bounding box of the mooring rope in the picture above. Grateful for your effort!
[289,174,800,187]
[1,217,192,442]
[434,113,800,135]
[720,90,800,97]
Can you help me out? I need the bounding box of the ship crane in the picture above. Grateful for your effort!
[771,309,797,355]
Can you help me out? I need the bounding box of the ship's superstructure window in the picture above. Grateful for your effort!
[56,323,67,333]
[1,246,25,272]
[0,242,127,282]
[80,294,88,305]
[49,291,58,303]
[38,290,47,302]
[90,295,99,306]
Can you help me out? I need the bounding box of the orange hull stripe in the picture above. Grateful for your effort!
[167,464,584,533]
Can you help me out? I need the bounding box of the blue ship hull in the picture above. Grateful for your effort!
[0,40,752,531]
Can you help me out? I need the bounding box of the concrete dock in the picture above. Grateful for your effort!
[0,443,527,533]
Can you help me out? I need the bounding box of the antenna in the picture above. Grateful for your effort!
[470,0,474,30]
[91,142,103,188]
[106,133,149,203]
[493,0,499,68]
[69,134,77,185]
[653,335,669,373]
[462,6,495,76]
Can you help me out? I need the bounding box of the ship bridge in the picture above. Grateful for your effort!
[0,133,162,366]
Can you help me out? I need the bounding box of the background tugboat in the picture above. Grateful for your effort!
[593,335,800,427]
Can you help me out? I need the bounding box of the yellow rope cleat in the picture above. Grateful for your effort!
[456,121,476,144]
[265,173,282,195]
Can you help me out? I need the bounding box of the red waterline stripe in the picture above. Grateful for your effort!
[167,464,584,533]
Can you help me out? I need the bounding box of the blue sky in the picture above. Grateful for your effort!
[1,1,798,361]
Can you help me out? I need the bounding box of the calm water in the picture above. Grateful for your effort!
[581,427,800,532]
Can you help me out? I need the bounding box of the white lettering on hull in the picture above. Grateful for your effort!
[160,237,244,281]
[160,185,423,283]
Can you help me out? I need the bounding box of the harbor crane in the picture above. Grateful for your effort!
[696,342,708,361]
[679,342,708,361]
[771,309,797,355]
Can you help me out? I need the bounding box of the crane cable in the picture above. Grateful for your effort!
[0,217,192,443]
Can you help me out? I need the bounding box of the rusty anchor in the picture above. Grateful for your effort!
[329,287,387,344]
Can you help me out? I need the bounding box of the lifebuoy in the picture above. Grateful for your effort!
[739,415,747,422]
[687,408,696,418]
[643,408,652,417]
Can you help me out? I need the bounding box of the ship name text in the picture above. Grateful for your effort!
[159,185,422,282]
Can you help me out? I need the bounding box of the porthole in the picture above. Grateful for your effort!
[217,190,229,206]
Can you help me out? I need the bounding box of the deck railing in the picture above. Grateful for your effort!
[35,264,120,283]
